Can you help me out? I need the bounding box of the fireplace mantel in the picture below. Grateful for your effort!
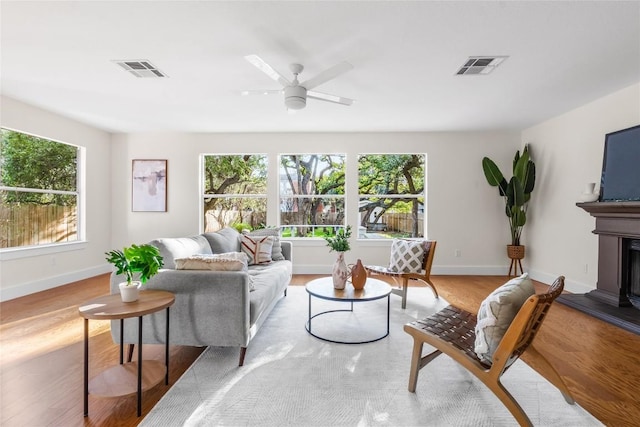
[557,202,640,335]
[577,201,640,240]
[577,201,640,217]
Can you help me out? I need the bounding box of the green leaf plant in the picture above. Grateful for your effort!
[324,226,352,252]
[482,145,536,246]
[105,244,164,286]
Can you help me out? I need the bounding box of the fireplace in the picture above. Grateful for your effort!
[623,239,640,310]
[556,201,640,335]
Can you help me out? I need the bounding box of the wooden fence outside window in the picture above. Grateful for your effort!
[0,204,77,248]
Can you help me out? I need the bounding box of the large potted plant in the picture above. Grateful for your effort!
[482,145,536,276]
[324,226,352,290]
[105,244,164,302]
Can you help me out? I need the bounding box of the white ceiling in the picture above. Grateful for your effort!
[1,1,639,134]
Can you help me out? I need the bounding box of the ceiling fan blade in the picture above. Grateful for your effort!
[241,89,282,96]
[301,61,353,90]
[307,91,354,106]
[245,55,291,87]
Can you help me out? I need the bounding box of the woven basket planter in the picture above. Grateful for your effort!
[507,245,525,260]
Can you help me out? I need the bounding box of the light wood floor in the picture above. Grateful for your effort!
[1,274,639,426]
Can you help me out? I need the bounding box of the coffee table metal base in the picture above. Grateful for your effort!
[306,294,391,344]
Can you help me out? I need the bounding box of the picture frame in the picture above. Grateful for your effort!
[132,159,167,212]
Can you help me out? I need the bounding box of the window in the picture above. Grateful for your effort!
[358,154,425,239]
[279,154,346,238]
[201,154,268,232]
[0,128,81,249]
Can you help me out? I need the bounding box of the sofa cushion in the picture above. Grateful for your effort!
[149,235,213,269]
[248,260,292,324]
[203,227,241,254]
[240,234,274,265]
[242,228,285,261]
[174,252,248,271]
[474,273,535,364]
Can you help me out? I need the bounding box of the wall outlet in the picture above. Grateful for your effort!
[454,249,461,258]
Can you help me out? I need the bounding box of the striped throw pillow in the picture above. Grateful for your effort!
[242,228,285,261]
[240,234,274,265]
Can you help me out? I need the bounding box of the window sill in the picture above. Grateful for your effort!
[281,237,394,247]
[0,241,88,261]
[282,237,327,247]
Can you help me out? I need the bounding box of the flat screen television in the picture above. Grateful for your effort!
[599,124,640,202]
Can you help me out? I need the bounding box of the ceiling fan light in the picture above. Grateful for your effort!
[284,85,307,110]
[285,97,306,110]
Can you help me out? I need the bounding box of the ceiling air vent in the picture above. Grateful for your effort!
[456,56,508,75]
[113,60,167,78]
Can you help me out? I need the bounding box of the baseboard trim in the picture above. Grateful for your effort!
[432,265,508,275]
[293,264,508,276]
[528,269,595,294]
[4,265,595,302]
[0,265,111,302]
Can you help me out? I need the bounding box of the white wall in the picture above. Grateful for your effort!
[0,96,112,300]
[8,82,633,301]
[523,83,640,293]
[111,131,519,275]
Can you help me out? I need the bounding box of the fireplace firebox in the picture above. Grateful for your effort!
[557,201,640,335]
[623,239,640,310]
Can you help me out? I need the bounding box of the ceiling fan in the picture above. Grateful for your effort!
[242,54,354,111]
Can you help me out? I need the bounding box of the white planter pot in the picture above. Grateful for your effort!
[119,282,141,302]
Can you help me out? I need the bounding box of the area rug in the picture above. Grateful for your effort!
[141,286,602,427]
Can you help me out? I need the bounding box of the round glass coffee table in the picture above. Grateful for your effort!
[305,277,392,344]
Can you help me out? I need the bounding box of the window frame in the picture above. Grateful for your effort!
[357,153,426,240]
[199,153,269,234]
[0,127,85,255]
[278,153,347,239]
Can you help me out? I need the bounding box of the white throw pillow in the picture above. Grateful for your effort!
[389,239,425,273]
[242,228,285,261]
[240,234,274,265]
[474,273,535,364]
[174,252,248,271]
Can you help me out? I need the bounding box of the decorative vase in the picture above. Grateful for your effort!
[332,252,349,290]
[119,282,141,303]
[584,182,596,195]
[351,259,367,290]
[579,182,599,202]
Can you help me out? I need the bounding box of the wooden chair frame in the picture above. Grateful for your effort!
[365,241,438,309]
[404,276,574,427]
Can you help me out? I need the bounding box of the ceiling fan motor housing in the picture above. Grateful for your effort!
[284,85,307,110]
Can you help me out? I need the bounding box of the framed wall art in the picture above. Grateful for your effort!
[132,159,167,212]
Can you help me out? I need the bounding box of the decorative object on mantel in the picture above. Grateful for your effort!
[579,182,599,202]
[324,226,352,290]
[597,124,640,203]
[105,244,164,302]
[350,259,367,290]
[482,145,536,276]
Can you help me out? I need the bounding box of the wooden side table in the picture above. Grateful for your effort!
[79,290,175,417]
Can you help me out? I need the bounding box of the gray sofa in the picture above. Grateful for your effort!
[109,227,292,366]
